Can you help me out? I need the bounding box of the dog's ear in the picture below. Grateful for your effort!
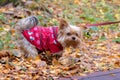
[59,19,68,30]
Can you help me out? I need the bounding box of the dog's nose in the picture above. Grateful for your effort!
[72,37,76,40]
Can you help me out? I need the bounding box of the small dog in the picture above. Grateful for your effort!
[15,16,82,59]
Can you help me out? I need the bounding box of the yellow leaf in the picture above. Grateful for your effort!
[115,14,120,20]
[74,0,80,4]
[33,75,39,80]
[52,58,60,66]
[79,73,87,76]
[99,9,104,14]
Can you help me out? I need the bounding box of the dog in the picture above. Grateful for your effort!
[15,16,82,59]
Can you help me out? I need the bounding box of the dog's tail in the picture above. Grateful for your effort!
[15,16,38,32]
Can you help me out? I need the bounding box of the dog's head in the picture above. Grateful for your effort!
[57,19,82,48]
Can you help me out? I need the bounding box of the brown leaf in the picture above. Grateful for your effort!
[0,50,10,58]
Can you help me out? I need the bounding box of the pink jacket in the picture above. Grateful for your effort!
[22,26,63,54]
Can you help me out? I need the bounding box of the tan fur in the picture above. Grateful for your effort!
[58,19,82,48]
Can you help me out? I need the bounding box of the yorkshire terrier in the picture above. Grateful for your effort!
[15,16,82,60]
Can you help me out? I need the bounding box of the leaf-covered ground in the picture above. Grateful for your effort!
[0,0,120,79]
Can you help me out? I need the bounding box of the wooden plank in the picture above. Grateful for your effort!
[86,76,115,80]
[86,69,120,78]
[112,72,120,80]
[57,68,120,80]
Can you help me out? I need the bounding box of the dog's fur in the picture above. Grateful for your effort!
[15,16,82,59]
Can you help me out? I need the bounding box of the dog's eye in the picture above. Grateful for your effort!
[67,33,71,36]
[76,33,78,36]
